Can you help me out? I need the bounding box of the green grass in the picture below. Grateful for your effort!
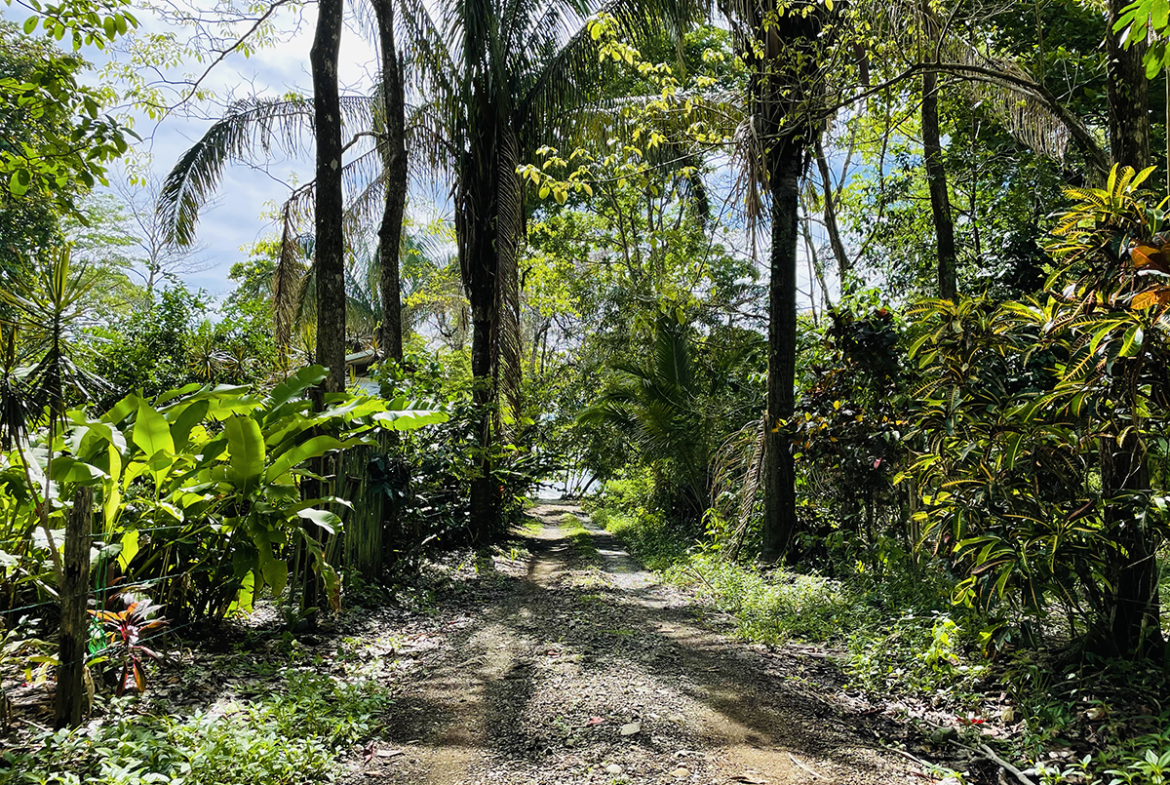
[591,504,866,643]
[561,513,598,561]
[590,507,687,571]
[664,553,871,644]
[0,671,389,785]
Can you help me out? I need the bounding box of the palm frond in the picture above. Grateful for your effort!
[871,0,1107,176]
[158,96,313,246]
[274,204,309,349]
[157,95,375,247]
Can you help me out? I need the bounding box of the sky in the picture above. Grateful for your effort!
[3,2,836,310]
[121,3,380,296]
[1,1,382,297]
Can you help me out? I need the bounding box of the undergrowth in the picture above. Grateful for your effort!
[663,553,869,642]
[0,671,388,785]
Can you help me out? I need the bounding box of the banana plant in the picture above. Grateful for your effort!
[37,365,447,622]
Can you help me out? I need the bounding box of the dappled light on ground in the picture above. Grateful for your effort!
[346,505,917,785]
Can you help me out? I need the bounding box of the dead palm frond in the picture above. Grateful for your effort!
[709,416,764,560]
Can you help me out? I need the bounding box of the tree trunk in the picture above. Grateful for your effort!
[311,0,347,394]
[494,128,524,429]
[468,297,499,542]
[457,121,503,542]
[761,146,803,560]
[739,0,828,562]
[1099,434,1164,658]
[1107,0,1150,172]
[304,0,345,614]
[1099,0,1159,659]
[922,70,957,299]
[374,0,406,364]
[55,486,92,729]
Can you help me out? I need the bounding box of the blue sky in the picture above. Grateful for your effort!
[120,4,380,296]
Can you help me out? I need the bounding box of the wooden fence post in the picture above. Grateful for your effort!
[55,486,93,728]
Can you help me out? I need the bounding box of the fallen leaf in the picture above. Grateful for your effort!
[619,722,641,736]
[585,716,605,727]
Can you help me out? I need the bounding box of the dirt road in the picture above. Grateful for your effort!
[349,504,920,785]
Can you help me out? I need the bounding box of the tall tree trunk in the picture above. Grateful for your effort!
[304,0,345,615]
[736,0,829,562]
[371,0,407,577]
[465,210,500,542]
[468,284,499,542]
[1099,435,1164,658]
[457,115,503,542]
[1107,0,1150,172]
[922,70,957,299]
[311,0,346,393]
[494,128,523,429]
[374,0,406,364]
[761,146,803,559]
[1100,0,1161,659]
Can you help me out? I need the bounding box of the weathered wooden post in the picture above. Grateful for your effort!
[55,486,93,728]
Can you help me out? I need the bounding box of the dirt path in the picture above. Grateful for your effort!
[349,504,919,785]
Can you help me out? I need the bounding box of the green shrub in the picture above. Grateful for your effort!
[593,489,867,642]
[667,553,870,643]
[597,506,688,571]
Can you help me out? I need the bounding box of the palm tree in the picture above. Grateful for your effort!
[579,315,713,521]
[712,0,832,559]
[401,0,705,538]
[158,89,408,376]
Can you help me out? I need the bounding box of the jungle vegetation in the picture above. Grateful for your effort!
[1,0,1170,781]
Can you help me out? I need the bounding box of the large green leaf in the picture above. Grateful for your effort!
[154,382,204,406]
[371,409,449,430]
[49,456,106,484]
[224,415,266,494]
[264,435,347,483]
[169,400,210,452]
[132,401,174,460]
[262,557,288,600]
[103,445,122,528]
[267,366,328,415]
[117,528,139,571]
[103,393,140,425]
[296,507,342,535]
